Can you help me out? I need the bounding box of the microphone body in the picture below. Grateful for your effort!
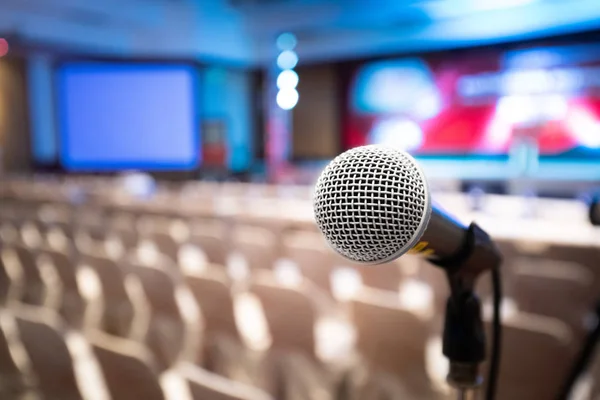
[408,205,468,263]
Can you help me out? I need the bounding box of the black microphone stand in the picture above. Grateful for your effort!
[431,223,503,400]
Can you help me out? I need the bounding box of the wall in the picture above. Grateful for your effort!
[200,66,255,172]
[0,58,31,173]
[291,64,340,159]
[28,53,56,166]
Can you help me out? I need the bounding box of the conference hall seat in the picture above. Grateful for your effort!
[0,311,32,399]
[179,362,275,400]
[0,220,19,246]
[281,231,337,295]
[13,306,86,400]
[189,220,229,266]
[89,332,166,400]
[482,311,575,400]
[124,260,200,372]
[512,258,594,340]
[348,289,448,400]
[91,331,272,400]
[18,221,45,250]
[3,245,49,307]
[248,273,354,400]
[184,268,267,388]
[232,225,278,272]
[353,256,415,292]
[0,247,18,305]
[106,211,139,252]
[79,254,146,338]
[509,240,600,299]
[38,250,86,329]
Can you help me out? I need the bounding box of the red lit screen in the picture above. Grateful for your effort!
[345,44,600,158]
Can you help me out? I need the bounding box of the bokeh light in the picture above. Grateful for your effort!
[276,33,297,51]
[277,50,299,70]
[276,88,299,110]
[276,70,299,90]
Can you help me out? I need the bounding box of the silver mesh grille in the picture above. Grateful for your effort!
[313,145,432,264]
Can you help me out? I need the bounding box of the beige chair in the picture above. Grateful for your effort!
[148,232,180,264]
[40,250,86,328]
[179,362,274,400]
[0,247,16,305]
[510,241,600,301]
[126,262,191,372]
[349,291,443,400]
[249,275,348,400]
[89,332,166,400]
[0,312,32,398]
[14,306,83,400]
[482,311,575,400]
[282,231,336,295]
[189,231,228,267]
[185,272,241,367]
[512,259,594,339]
[232,226,278,271]
[356,259,406,292]
[80,255,140,337]
[6,246,47,306]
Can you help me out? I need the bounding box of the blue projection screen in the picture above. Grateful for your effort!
[57,62,199,170]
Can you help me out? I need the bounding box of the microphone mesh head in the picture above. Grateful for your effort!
[313,145,432,264]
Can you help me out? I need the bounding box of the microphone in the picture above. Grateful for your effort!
[313,145,470,266]
[313,145,503,400]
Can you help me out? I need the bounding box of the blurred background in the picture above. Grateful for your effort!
[1,0,600,399]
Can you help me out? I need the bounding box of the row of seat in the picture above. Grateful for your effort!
[2,182,600,400]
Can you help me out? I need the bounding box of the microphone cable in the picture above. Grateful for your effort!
[486,266,503,400]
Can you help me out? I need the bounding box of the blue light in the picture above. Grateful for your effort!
[277,50,298,70]
[276,70,299,90]
[276,33,297,51]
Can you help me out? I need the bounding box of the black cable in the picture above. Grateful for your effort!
[486,266,502,400]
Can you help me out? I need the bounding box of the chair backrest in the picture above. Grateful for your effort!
[14,306,83,400]
[127,263,186,371]
[357,260,405,292]
[350,291,433,397]
[189,234,227,266]
[180,363,274,400]
[0,247,16,305]
[483,312,574,400]
[512,261,593,338]
[80,255,136,336]
[282,232,335,294]
[185,273,239,341]
[40,250,86,328]
[232,226,277,271]
[12,245,46,306]
[512,241,600,295]
[89,332,165,400]
[250,279,316,357]
[149,232,180,264]
[0,312,27,394]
